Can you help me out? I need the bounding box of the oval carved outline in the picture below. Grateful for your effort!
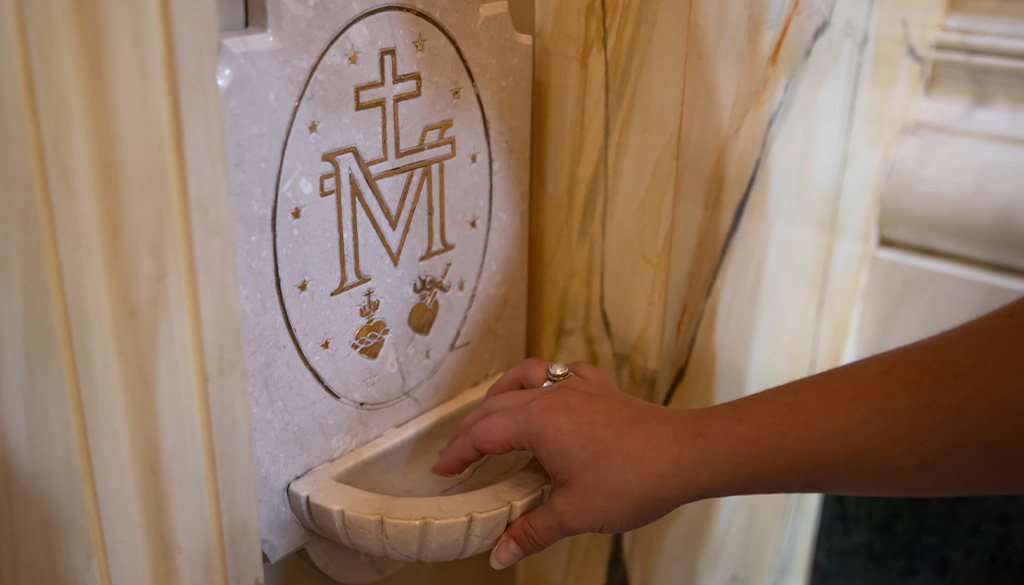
[272,5,494,408]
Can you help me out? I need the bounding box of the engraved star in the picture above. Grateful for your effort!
[298,279,309,292]
[470,153,478,164]
[413,34,427,53]
[425,348,431,359]
[469,216,478,229]
[321,339,331,349]
[308,121,318,134]
[291,206,301,219]
[451,87,461,100]
[348,50,358,64]
[458,279,465,291]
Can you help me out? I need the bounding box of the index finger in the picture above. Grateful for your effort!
[431,410,535,477]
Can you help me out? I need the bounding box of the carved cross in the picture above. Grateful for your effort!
[355,49,421,165]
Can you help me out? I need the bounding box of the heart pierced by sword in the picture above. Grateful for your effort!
[424,287,438,307]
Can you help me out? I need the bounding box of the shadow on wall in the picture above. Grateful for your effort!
[484,0,534,35]
[264,549,514,585]
[217,0,535,35]
[812,495,1024,585]
[0,453,74,584]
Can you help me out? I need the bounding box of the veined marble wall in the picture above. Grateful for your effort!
[523,0,946,584]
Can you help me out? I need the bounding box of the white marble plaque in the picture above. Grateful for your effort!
[221,0,531,561]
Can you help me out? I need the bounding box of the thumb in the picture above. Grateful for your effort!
[490,497,569,570]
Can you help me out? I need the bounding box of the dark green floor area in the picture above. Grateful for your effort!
[811,495,1024,585]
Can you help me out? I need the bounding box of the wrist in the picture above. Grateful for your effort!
[666,403,754,505]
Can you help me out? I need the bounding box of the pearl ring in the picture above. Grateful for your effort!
[542,362,573,387]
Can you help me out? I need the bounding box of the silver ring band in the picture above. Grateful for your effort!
[542,362,572,387]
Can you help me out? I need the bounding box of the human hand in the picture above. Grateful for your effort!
[432,358,704,570]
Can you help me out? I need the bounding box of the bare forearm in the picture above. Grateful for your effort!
[436,304,1024,567]
[690,297,1024,502]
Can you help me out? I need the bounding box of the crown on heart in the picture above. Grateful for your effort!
[359,289,381,319]
[413,263,452,299]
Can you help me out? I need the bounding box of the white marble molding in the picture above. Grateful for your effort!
[881,2,1024,273]
[859,0,1024,361]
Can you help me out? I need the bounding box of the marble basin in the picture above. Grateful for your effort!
[287,376,551,566]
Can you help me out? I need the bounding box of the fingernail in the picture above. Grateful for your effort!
[430,462,459,477]
[489,537,524,570]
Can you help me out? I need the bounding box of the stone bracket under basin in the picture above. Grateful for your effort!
[288,376,551,571]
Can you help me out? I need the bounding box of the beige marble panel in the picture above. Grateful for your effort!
[0,1,106,581]
[0,0,263,583]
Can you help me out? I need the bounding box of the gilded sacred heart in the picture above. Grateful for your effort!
[351,290,390,359]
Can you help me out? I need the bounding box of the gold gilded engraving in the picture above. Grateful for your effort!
[298,279,309,291]
[318,49,456,296]
[408,263,451,336]
[354,48,421,166]
[470,153,477,164]
[352,289,390,359]
[272,6,495,407]
[468,216,477,229]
